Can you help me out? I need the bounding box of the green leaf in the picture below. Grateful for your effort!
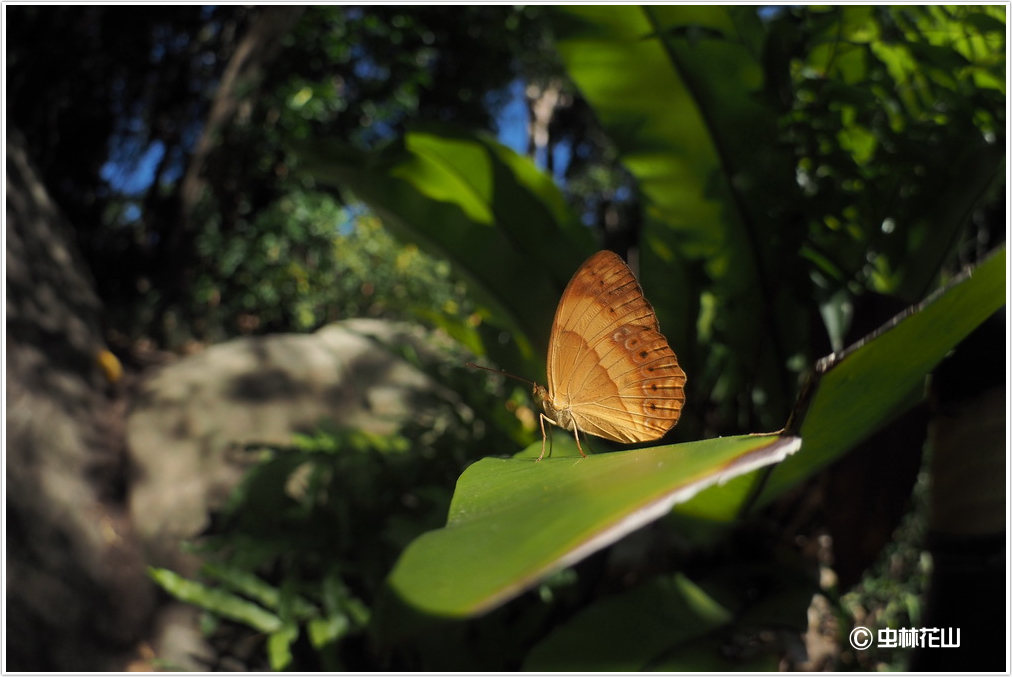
[308,614,351,648]
[148,567,284,634]
[524,573,733,671]
[297,125,596,378]
[552,5,807,425]
[770,245,1006,498]
[387,434,799,617]
[267,624,299,671]
[522,521,818,670]
[677,245,1006,519]
[201,561,317,619]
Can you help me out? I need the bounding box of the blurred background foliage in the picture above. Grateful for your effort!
[7,4,1005,671]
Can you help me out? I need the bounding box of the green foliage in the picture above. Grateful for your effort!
[550,5,1005,439]
[175,5,556,344]
[782,5,1005,301]
[191,190,471,338]
[384,245,1001,625]
[524,573,740,670]
[7,5,554,345]
[149,426,460,670]
[676,245,1005,521]
[269,5,548,145]
[158,131,1001,673]
[300,125,596,377]
[302,6,1001,669]
[136,4,1003,671]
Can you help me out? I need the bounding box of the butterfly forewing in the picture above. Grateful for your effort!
[546,251,686,444]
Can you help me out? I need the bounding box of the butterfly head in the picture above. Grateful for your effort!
[531,383,549,404]
[533,383,575,433]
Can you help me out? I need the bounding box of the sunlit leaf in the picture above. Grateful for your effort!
[149,567,283,634]
[298,125,596,378]
[387,434,800,617]
[267,625,298,671]
[677,245,1006,520]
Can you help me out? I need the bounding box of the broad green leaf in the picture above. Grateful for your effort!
[552,5,807,428]
[524,554,816,671]
[524,573,732,671]
[387,434,800,617]
[769,245,1006,498]
[298,125,595,378]
[677,245,1006,520]
[149,567,283,634]
[524,529,818,670]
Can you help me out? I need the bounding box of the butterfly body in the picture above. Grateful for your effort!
[536,250,686,460]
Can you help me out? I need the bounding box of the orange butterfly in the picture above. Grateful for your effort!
[472,250,686,460]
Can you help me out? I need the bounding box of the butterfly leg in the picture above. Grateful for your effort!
[537,413,586,460]
[537,413,551,462]
[572,427,586,458]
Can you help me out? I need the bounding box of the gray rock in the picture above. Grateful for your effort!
[127,318,468,573]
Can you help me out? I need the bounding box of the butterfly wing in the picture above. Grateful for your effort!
[546,250,686,443]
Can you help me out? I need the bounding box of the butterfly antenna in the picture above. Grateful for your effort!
[465,362,538,387]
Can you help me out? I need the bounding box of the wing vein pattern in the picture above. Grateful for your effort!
[545,250,686,445]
